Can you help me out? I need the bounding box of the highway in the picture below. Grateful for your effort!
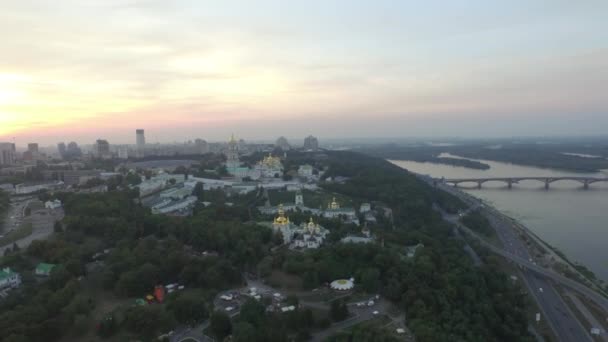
[426,178,599,342]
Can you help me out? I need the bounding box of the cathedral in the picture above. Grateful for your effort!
[271,204,328,249]
[224,135,283,179]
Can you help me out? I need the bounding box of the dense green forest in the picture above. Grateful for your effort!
[461,210,495,237]
[449,144,608,172]
[0,151,532,341]
[319,152,532,341]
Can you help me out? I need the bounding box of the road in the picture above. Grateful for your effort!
[310,299,391,342]
[170,321,211,342]
[1,197,32,234]
[427,178,596,342]
[565,292,608,341]
[0,205,63,254]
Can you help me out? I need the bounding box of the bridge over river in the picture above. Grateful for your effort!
[442,176,608,189]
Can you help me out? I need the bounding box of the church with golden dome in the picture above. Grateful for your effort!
[254,153,284,178]
[270,204,328,249]
[322,197,358,223]
[224,135,284,179]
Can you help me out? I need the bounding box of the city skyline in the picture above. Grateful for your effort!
[1,1,608,145]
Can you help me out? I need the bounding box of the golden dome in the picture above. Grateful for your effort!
[273,204,290,225]
[329,197,340,210]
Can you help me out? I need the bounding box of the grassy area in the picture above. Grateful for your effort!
[0,222,33,247]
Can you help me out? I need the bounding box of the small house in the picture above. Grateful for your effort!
[35,263,56,277]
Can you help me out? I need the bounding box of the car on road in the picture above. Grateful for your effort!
[539,287,543,293]
[225,306,234,312]
[372,311,379,315]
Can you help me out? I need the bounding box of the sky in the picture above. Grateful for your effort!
[0,0,607,145]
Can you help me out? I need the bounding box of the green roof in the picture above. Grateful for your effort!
[36,263,56,273]
[0,268,17,281]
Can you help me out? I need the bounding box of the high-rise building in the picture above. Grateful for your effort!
[136,129,145,146]
[23,143,40,161]
[57,142,66,158]
[118,146,129,159]
[195,139,209,154]
[275,136,290,151]
[0,142,16,166]
[225,134,240,169]
[27,143,39,153]
[303,135,319,151]
[66,142,82,159]
[136,129,145,158]
[95,139,111,159]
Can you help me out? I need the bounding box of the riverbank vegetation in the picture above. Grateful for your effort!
[460,210,495,237]
[357,144,491,169]
[449,144,608,173]
[358,139,608,173]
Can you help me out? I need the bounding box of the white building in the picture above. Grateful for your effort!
[0,268,21,289]
[292,217,329,249]
[152,196,197,214]
[295,191,304,206]
[322,198,358,224]
[405,243,424,258]
[45,199,62,210]
[15,181,64,195]
[137,172,186,197]
[230,182,259,194]
[341,236,373,244]
[0,183,15,194]
[330,279,354,291]
[0,142,17,166]
[159,185,193,200]
[359,203,371,213]
[298,164,314,178]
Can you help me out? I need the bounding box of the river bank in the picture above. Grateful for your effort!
[391,158,608,283]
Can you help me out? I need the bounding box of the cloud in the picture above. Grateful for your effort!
[1,1,607,144]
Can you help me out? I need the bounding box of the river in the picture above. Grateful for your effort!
[390,155,608,282]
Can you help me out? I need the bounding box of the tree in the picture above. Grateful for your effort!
[97,314,117,338]
[54,221,63,233]
[193,182,204,201]
[330,299,349,322]
[232,322,256,342]
[167,292,208,325]
[73,314,91,336]
[4,334,28,342]
[125,173,142,186]
[239,298,266,327]
[285,294,299,307]
[124,305,175,339]
[210,311,232,340]
[359,267,381,293]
